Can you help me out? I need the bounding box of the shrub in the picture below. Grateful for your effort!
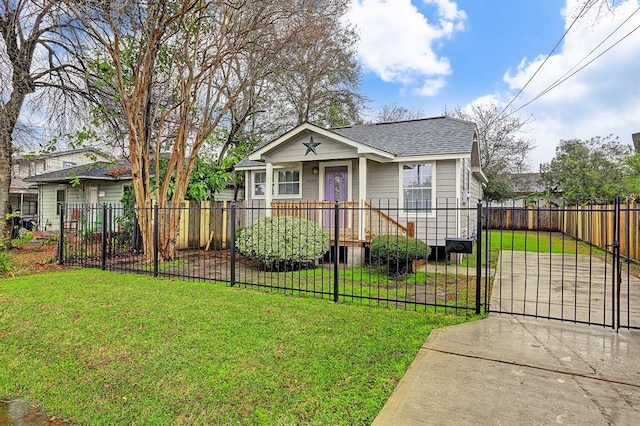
[370,235,431,276]
[236,216,330,271]
[0,250,14,276]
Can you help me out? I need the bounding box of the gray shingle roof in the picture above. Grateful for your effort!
[236,116,477,168]
[25,161,132,182]
[330,117,476,156]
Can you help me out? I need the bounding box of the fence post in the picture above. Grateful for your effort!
[57,203,65,264]
[334,201,340,303]
[153,204,159,277]
[475,201,483,314]
[614,196,622,330]
[230,202,236,286]
[101,203,107,270]
[484,199,490,311]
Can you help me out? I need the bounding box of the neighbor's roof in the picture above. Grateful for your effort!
[236,116,477,168]
[25,161,133,183]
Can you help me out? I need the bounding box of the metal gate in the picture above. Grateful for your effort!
[485,198,640,330]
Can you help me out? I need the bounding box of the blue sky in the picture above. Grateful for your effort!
[347,0,640,168]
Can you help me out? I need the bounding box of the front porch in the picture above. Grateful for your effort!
[271,201,413,247]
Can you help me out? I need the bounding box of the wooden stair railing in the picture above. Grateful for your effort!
[364,201,410,239]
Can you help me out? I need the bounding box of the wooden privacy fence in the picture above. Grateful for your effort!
[485,202,640,262]
[175,200,244,250]
[484,207,562,231]
[174,200,415,249]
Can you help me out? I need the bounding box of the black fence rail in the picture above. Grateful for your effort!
[57,201,487,316]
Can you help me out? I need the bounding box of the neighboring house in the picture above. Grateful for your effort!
[489,173,552,207]
[25,161,132,231]
[10,148,111,221]
[236,117,487,253]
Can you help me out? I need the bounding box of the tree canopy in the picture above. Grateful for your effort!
[450,102,534,201]
[64,0,362,260]
[540,136,635,204]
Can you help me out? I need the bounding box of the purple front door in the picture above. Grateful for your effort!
[324,166,348,202]
[324,166,348,229]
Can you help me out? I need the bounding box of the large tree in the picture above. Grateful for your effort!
[450,102,534,200]
[0,0,86,242]
[71,0,361,260]
[218,0,364,152]
[540,136,632,204]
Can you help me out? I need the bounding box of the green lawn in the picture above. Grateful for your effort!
[460,230,605,269]
[0,269,468,424]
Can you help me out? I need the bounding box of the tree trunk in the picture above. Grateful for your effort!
[0,95,25,246]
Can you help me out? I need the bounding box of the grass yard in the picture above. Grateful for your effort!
[232,266,483,313]
[460,230,606,269]
[0,269,469,424]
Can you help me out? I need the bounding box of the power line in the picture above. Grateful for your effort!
[505,7,640,119]
[495,0,595,121]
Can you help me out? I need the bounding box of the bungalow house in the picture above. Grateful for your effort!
[10,148,111,221]
[25,161,132,231]
[236,117,487,257]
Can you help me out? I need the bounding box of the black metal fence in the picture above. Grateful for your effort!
[57,201,487,316]
[484,198,640,330]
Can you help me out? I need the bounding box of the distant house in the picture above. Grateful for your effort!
[25,160,131,231]
[236,117,487,251]
[489,173,551,207]
[10,148,111,221]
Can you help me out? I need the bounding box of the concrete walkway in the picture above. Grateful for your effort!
[373,316,640,425]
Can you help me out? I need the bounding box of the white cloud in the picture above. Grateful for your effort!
[485,0,640,167]
[414,77,447,96]
[347,0,465,94]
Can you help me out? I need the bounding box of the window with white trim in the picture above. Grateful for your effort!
[252,171,266,198]
[402,163,432,212]
[275,168,301,197]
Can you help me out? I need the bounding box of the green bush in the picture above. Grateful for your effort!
[370,235,431,276]
[236,216,330,271]
[0,250,14,276]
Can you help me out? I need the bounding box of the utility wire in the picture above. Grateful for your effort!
[495,0,595,121]
[505,7,640,118]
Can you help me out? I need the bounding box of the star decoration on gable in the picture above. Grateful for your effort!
[303,137,321,155]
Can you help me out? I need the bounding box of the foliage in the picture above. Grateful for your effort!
[540,136,632,204]
[236,216,330,271]
[623,153,640,196]
[0,269,466,424]
[450,102,534,201]
[0,250,14,276]
[151,154,233,202]
[114,186,140,252]
[67,0,365,262]
[370,235,431,276]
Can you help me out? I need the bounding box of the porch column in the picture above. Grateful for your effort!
[359,156,367,240]
[265,162,273,217]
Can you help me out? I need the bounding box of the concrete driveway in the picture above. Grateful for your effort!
[373,250,640,425]
[491,251,640,328]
